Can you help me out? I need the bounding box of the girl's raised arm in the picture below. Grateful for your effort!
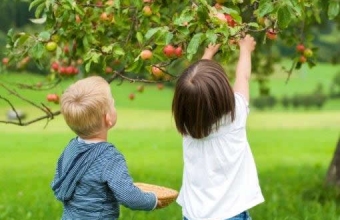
[233,35,256,102]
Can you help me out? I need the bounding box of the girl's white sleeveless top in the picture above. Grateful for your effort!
[177,93,264,220]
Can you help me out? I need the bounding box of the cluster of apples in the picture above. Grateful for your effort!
[51,61,79,76]
[140,44,182,79]
[296,44,313,63]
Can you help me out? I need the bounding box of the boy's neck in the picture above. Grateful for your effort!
[79,132,108,143]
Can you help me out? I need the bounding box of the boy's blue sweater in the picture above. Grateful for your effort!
[51,137,156,219]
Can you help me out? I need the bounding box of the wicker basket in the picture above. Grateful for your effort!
[134,182,179,208]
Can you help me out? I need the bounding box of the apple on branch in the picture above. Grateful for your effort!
[151,65,165,79]
[299,56,307,63]
[266,28,278,40]
[163,45,175,58]
[2,57,9,66]
[140,49,153,60]
[45,41,57,52]
[51,61,59,71]
[296,44,305,53]
[47,94,60,104]
[174,46,183,57]
[143,6,152,16]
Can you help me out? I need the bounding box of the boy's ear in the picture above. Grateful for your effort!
[105,113,113,127]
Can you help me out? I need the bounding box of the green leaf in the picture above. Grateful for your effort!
[136,32,143,44]
[113,46,125,56]
[35,3,46,18]
[38,31,51,41]
[85,61,92,73]
[114,0,121,10]
[205,30,217,44]
[187,33,204,60]
[29,0,44,11]
[102,45,113,53]
[125,59,144,73]
[165,32,174,45]
[258,0,275,17]
[277,6,292,28]
[328,1,340,20]
[247,22,260,28]
[14,34,30,48]
[145,27,163,40]
[29,42,44,59]
[30,16,47,24]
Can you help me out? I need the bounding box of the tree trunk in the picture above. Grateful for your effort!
[325,137,340,186]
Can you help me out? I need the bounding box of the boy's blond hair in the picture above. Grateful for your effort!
[61,76,113,138]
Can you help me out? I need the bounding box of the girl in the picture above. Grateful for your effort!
[172,35,264,220]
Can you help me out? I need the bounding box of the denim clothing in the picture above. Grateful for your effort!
[51,137,157,220]
[183,211,251,220]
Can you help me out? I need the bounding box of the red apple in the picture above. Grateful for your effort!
[174,47,183,57]
[143,6,152,16]
[47,94,59,104]
[163,45,175,57]
[266,29,277,40]
[137,85,144,93]
[66,66,74,75]
[151,65,164,79]
[215,12,227,22]
[106,0,114,6]
[96,1,103,6]
[75,15,81,24]
[73,67,79,75]
[2,57,9,66]
[224,14,236,27]
[63,45,70,54]
[129,93,135,100]
[299,56,307,63]
[157,83,164,90]
[100,12,109,21]
[105,67,113,74]
[51,62,59,71]
[140,50,153,60]
[214,3,222,10]
[59,66,67,75]
[296,44,305,53]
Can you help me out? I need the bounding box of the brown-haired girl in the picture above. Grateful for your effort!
[172,35,264,220]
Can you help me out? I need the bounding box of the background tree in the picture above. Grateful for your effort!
[1,0,340,186]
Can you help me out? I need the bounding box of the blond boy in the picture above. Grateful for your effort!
[51,76,160,219]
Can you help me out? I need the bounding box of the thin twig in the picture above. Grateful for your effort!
[0,95,22,124]
[0,110,61,126]
[0,83,49,114]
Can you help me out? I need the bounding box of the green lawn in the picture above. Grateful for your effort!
[0,65,340,220]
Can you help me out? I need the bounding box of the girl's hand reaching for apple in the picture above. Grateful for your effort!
[202,43,221,60]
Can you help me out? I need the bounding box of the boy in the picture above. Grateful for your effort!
[51,76,161,219]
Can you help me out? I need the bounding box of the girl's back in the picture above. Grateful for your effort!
[177,93,264,219]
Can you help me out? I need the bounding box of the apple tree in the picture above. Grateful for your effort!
[1,0,340,185]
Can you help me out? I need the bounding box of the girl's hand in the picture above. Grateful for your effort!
[238,34,256,53]
[202,43,221,60]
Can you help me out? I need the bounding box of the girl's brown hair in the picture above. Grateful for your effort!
[172,59,235,139]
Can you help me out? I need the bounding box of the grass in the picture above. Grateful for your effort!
[0,110,339,220]
[0,64,340,219]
